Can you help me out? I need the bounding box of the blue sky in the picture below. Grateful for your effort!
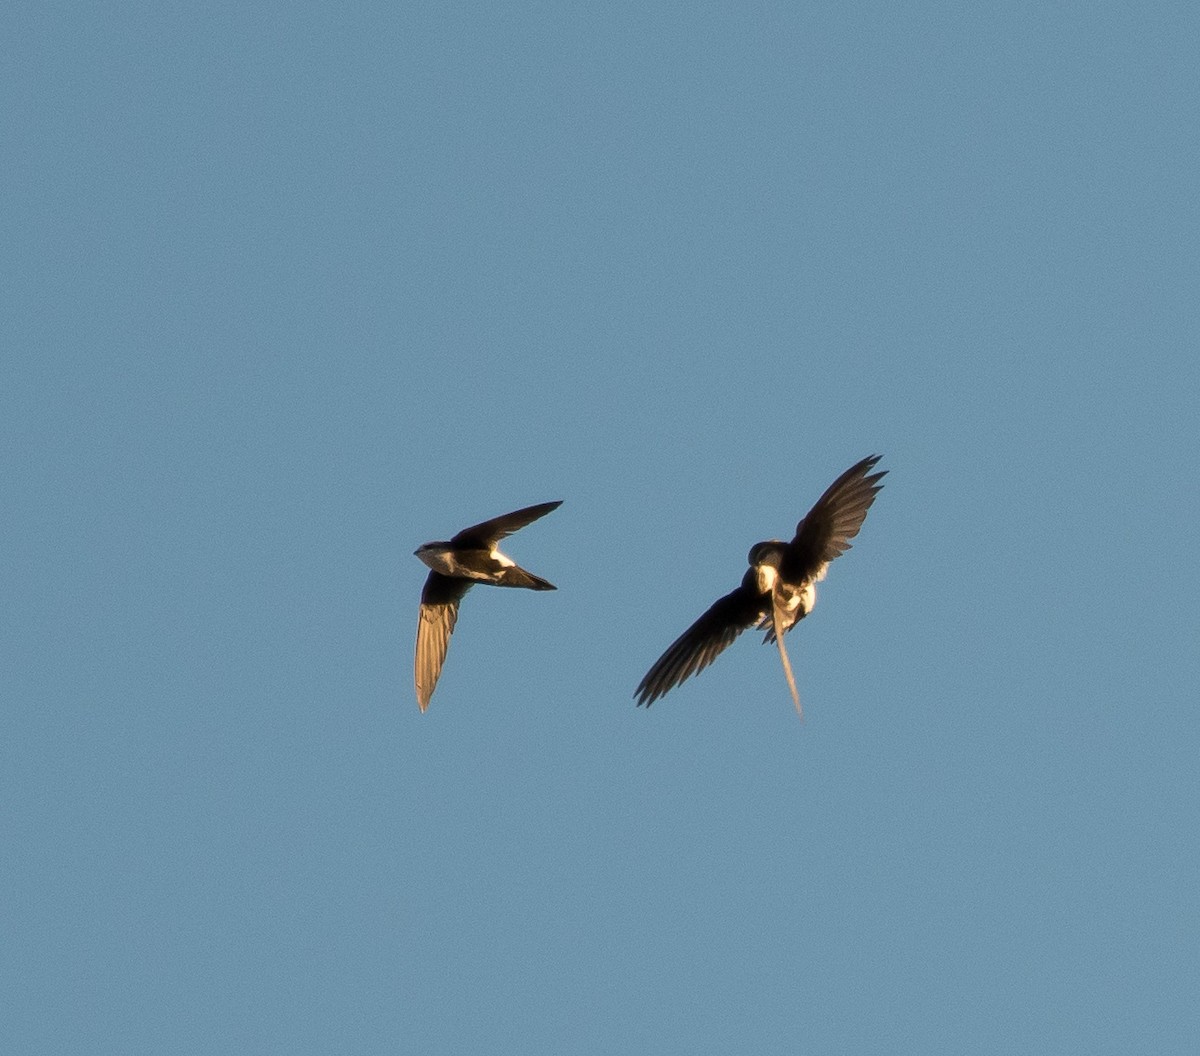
[4,1,1198,1053]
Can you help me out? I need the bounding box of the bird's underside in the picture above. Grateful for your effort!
[413,500,561,712]
[634,455,886,715]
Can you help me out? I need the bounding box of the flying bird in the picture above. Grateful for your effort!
[634,456,886,717]
[413,500,561,712]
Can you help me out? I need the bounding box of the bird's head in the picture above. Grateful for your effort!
[414,541,451,572]
[748,540,785,594]
[748,540,785,568]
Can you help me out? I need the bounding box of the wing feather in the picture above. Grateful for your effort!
[414,572,472,711]
[781,455,886,583]
[635,580,767,706]
[450,501,562,548]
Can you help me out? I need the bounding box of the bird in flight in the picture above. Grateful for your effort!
[413,500,561,712]
[634,456,886,717]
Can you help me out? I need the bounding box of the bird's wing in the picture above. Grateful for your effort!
[414,572,472,712]
[450,501,563,548]
[781,455,886,583]
[635,581,767,706]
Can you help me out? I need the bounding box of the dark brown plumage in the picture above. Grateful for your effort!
[413,501,560,712]
[635,456,885,712]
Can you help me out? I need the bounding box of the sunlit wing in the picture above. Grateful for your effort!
[781,455,886,583]
[414,572,472,711]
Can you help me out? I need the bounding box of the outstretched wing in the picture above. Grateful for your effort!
[635,580,767,706]
[414,572,472,711]
[780,455,886,584]
[450,500,563,548]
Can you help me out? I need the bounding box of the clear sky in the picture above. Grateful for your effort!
[4,1,1198,1053]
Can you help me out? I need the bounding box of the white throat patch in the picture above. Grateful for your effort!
[755,564,778,594]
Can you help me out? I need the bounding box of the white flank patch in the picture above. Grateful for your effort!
[490,548,515,568]
[800,581,817,612]
[778,580,818,616]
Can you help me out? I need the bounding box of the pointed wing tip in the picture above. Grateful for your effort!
[450,499,563,546]
[634,678,661,707]
[415,675,433,711]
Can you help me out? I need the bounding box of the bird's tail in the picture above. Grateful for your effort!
[760,609,807,643]
[497,566,556,590]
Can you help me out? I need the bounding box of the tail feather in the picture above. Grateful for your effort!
[497,566,556,590]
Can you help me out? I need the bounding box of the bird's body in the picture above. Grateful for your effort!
[635,456,886,714]
[415,542,553,589]
[413,501,560,712]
